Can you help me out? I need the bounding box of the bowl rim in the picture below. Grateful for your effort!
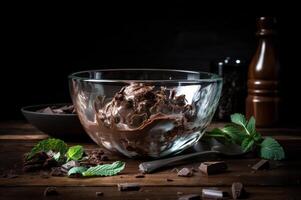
[21,103,77,116]
[68,68,222,83]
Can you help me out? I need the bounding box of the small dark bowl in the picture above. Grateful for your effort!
[21,104,90,141]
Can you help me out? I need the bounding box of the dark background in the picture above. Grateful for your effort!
[1,6,300,125]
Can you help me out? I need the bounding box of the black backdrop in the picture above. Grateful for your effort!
[1,6,300,125]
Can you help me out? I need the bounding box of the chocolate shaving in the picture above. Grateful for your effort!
[252,159,270,170]
[118,183,141,191]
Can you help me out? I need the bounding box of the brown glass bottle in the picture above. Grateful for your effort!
[246,17,280,127]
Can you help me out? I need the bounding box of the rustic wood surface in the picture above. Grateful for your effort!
[0,121,301,200]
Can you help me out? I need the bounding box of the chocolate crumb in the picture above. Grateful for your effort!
[177,168,193,177]
[178,194,200,200]
[95,191,104,197]
[118,183,141,191]
[135,174,145,178]
[252,159,270,170]
[44,187,58,196]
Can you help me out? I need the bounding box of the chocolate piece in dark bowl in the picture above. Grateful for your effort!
[21,103,90,141]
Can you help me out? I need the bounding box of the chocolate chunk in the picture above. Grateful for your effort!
[178,194,200,200]
[166,178,173,182]
[202,189,227,199]
[95,191,104,196]
[61,161,80,171]
[40,107,54,114]
[177,168,193,177]
[135,174,145,178]
[252,159,270,170]
[44,187,59,196]
[117,183,141,191]
[199,161,227,175]
[231,182,246,199]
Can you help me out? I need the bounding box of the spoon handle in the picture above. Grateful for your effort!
[139,150,220,173]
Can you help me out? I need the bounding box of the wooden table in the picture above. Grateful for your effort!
[1,121,301,200]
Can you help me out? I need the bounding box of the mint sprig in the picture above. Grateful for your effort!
[206,113,285,160]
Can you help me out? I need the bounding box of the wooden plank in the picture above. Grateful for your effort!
[0,186,300,200]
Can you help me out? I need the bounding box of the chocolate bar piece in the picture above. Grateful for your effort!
[178,194,200,200]
[177,168,193,177]
[252,159,270,170]
[199,161,227,175]
[117,183,141,191]
[231,182,246,199]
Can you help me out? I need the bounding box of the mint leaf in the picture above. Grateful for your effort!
[241,137,254,152]
[66,145,84,161]
[230,113,252,136]
[82,161,125,177]
[221,125,245,144]
[68,166,87,177]
[260,137,285,160]
[27,138,68,160]
[246,116,256,135]
[231,113,247,127]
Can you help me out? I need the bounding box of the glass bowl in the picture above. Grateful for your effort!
[69,69,222,158]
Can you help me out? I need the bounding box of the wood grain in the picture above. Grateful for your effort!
[1,121,301,199]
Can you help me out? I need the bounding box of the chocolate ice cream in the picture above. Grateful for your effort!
[94,83,199,157]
